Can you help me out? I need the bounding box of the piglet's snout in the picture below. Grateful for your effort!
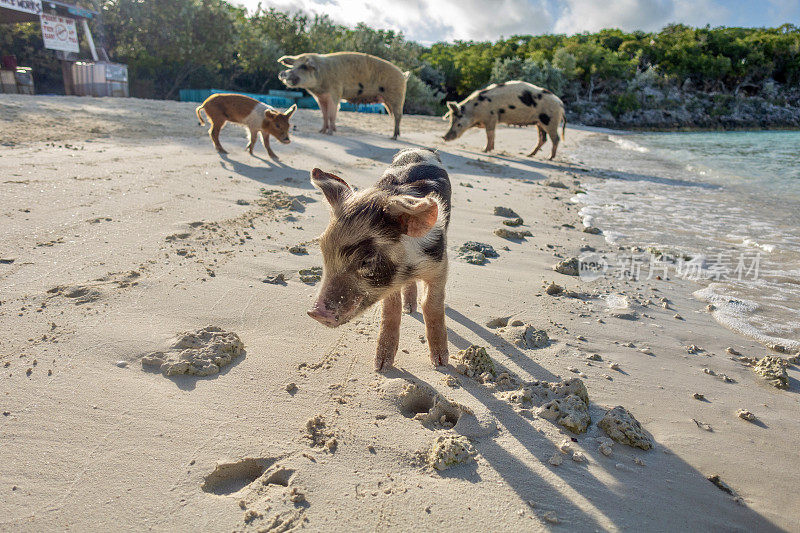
[307,304,338,327]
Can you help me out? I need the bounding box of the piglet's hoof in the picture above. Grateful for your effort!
[375,351,396,373]
[430,351,449,368]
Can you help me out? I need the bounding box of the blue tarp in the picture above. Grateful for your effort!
[180,88,387,114]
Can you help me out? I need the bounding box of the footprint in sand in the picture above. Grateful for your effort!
[47,270,142,304]
[201,457,275,496]
[201,458,296,496]
[399,383,463,430]
[384,380,496,438]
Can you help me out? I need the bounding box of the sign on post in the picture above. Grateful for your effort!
[0,0,42,16]
[40,12,79,53]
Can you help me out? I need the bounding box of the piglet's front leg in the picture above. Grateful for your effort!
[422,279,448,367]
[375,291,402,372]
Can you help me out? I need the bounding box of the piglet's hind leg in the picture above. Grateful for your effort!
[402,281,417,314]
[375,291,402,372]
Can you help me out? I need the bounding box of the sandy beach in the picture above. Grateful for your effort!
[1,94,798,532]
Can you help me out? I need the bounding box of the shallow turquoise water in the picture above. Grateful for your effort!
[571,129,800,352]
[631,130,800,203]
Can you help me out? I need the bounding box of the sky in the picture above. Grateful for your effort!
[236,0,800,44]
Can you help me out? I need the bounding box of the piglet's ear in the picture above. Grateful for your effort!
[284,103,297,118]
[386,195,439,237]
[311,168,352,208]
[278,55,297,66]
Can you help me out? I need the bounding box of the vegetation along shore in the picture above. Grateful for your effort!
[4,1,800,129]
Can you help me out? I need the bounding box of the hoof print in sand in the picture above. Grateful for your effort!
[389,380,496,438]
[598,406,653,450]
[498,324,550,349]
[141,326,244,377]
[47,271,141,305]
[427,435,476,471]
[752,356,789,389]
[201,457,274,495]
[400,384,464,430]
[46,284,102,304]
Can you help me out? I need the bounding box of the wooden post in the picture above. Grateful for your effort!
[60,59,75,95]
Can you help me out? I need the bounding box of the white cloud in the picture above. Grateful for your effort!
[237,0,553,43]
[234,0,796,43]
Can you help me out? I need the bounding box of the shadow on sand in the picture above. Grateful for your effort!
[402,305,779,531]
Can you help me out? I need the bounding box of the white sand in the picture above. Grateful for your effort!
[1,94,797,531]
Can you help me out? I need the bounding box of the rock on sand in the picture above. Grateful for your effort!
[427,435,476,471]
[141,326,244,376]
[753,356,789,389]
[598,406,653,450]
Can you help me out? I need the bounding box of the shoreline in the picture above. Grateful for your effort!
[1,94,798,531]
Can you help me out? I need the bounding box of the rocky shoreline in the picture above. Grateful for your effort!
[569,90,800,131]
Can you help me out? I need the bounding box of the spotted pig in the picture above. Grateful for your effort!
[278,52,410,139]
[443,80,566,159]
[307,148,451,372]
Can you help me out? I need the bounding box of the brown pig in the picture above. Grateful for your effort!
[307,148,451,371]
[277,52,409,139]
[195,93,296,158]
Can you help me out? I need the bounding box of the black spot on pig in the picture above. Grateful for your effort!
[473,102,479,107]
[519,91,536,107]
[358,82,364,95]
[496,81,505,87]
[539,113,551,125]
[421,230,445,261]
[344,200,402,242]
[490,110,494,115]
[498,108,505,114]
[401,265,418,279]
[509,104,516,109]
[379,86,385,92]
[477,91,487,101]
[364,254,397,288]
[487,98,492,102]
[341,238,375,260]
[537,93,543,100]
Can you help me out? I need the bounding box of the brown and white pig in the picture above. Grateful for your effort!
[195,93,296,159]
[307,148,451,372]
[277,52,409,139]
[443,81,566,159]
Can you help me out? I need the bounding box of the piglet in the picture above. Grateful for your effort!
[196,93,296,158]
[307,148,451,372]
